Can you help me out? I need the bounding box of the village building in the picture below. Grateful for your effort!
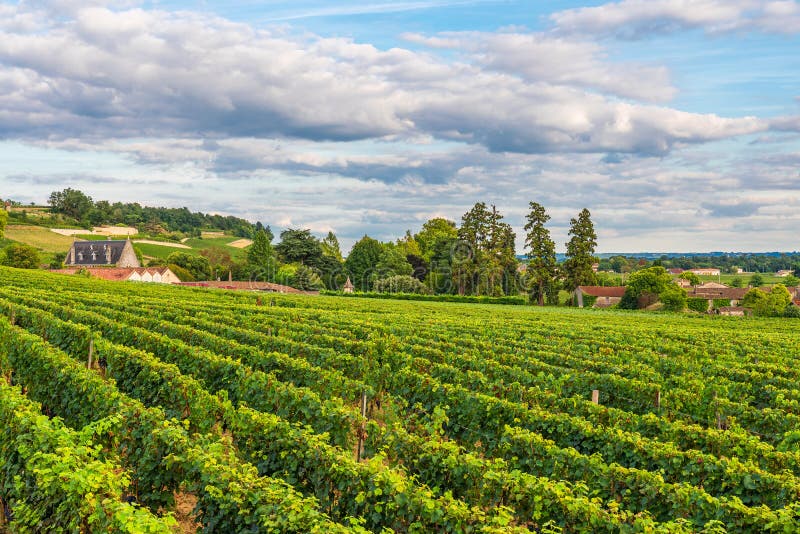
[776,269,795,277]
[667,268,685,275]
[65,238,140,268]
[696,281,728,289]
[688,268,721,276]
[53,267,180,284]
[574,285,626,308]
[686,286,749,312]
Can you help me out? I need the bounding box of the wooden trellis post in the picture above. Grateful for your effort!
[356,391,368,462]
[87,337,94,370]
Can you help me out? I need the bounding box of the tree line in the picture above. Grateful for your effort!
[175,201,598,299]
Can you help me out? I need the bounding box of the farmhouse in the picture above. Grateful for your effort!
[686,286,749,312]
[689,268,721,276]
[65,238,140,268]
[53,267,180,284]
[574,285,626,308]
[776,269,795,277]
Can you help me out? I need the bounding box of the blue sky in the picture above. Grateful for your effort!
[1,0,799,252]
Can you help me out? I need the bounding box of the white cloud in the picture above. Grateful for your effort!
[0,3,769,156]
[550,0,800,38]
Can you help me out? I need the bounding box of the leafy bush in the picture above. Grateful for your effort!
[687,298,709,313]
[660,285,687,312]
[712,299,731,309]
[373,275,431,295]
[293,265,323,291]
[1,243,40,269]
[784,305,800,318]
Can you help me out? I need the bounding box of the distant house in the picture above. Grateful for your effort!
[676,278,692,288]
[574,286,626,308]
[53,267,179,284]
[591,263,600,273]
[776,270,795,277]
[667,268,684,275]
[696,281,728,289]
[689,268,721,276]
[687,286,749,311]
[65,239,140,268]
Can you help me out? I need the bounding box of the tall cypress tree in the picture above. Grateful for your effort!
[247,229,277,280]
[523,202,557,306]
[563,208,598,292]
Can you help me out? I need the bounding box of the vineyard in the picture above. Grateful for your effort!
[1,268,800,532]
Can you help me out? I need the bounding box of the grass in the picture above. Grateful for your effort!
[133,236,249,262]
[697,274,789,286]
[3,225,75,253]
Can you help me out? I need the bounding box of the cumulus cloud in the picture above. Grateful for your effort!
[550,0,800,39]
[0,2,769,157]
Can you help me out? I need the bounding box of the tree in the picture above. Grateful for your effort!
[247,229,277,280]
[456,203,516,296]
[200,246,233,280]
[275,229,323,266]
[0,209,7,239]
[345,236,383,291]
[167,252,210,280]
[415,218,457,261]
[765,284,792,317]
[523,202,557,306]
[783,274,799,287]
[293,264,324,291]
[48,188,94,220]
[660,284,688,312]
[730,277,744,288]
[741,288,767,312]
[49,251,67,270]
[619,266,673,309]
[1,243,40,269]
[749,273,764,288]
[563,208,598,291]
[321,231,343,262]
[679,271,700,286]
[374,244,413,280]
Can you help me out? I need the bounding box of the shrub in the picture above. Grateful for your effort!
[373,275,431,295]
[1,243,40,269]
[687,298,709,313]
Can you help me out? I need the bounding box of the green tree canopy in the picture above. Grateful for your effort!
[749,273,764,287]
[275,229,323,266]
[523,201,557,306]
[345,235,383,291]
[741,285,791,317]
[247,228,277,279]
[293,264,324,291]
[1,243,40,269]
[374,243,413,280]
[563,208,598,291]
[48,188,94,220]
[679,271,701,286]
[414,218,457,261]
[619,266,673,309]
[321,231,343,262]
[167,252,210,281]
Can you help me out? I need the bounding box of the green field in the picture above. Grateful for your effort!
[1,267,800,532]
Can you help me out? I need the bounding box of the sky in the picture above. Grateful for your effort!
[1,0,799,253]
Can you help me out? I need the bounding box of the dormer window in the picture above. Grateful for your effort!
[77,251,84,261]
[91,251,97,261]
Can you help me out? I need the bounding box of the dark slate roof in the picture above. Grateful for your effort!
[68,240,128,266]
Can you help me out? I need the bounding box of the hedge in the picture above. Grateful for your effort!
[321,291,526,305]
